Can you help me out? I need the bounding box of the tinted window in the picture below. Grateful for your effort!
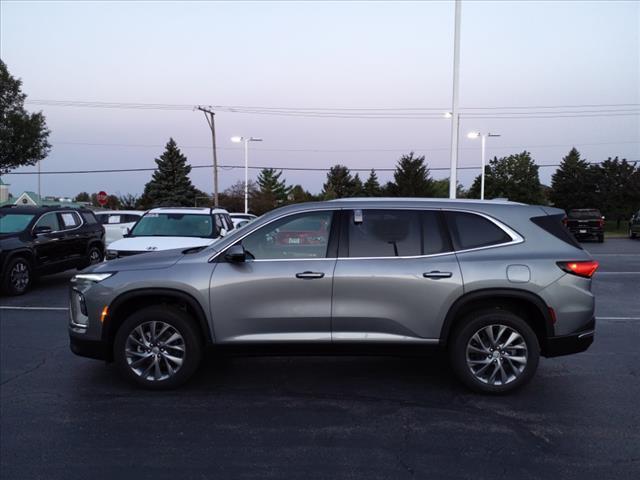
[34,212,60,231]
[242,211,333,260]
[422,211,451,255]
[121,214,142,223]
[348,210,421,257]
[445,211,512,250]
[81,212,98,225]
[531,214,582,249]
[568,209,601,219]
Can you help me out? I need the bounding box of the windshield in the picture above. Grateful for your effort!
[130,213,215,238]
[568,209,602,219]
[0,213,35,234]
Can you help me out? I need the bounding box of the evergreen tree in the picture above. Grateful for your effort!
[251,168,291,214]
[351,173,364,197]
[0,60,51,174]
[363,169,382,196]
[549,148,596,210]
[322,165,355,199]
[118,193,140,209]
[140,138,201,208]
[74,192,91,203]
[387,152,434,197]
[288,184,314,203]
[592,157,640,229]
[467,151,545,204]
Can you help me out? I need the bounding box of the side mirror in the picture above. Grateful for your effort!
[225,244,247,263]
[33,225,52,236]
[122,227,131,237]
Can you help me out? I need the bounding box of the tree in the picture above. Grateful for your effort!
[386,152,434,197]
[252,168,291,214]
[431,178,465,198]
[74,192,91,203]
[288,184,314,203]
[139,138,201,208]
[322,165,356,199]
[591,157,640,229]
[218,180,258,213]
[118,193,140,209]
[467,151,545,204]
[549,148,597,210]
[351,173,364,197]
[363,169,382,196]
[0,61,51,174]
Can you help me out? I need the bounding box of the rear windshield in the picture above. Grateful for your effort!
[531,214,582,249]
[568,209,601,219]
[0,213,35,233]
[130,213,215,238]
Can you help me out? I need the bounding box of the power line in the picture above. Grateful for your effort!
[6,159,637,176]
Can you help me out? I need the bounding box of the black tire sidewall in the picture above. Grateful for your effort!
[114,306,203,389]
[450,310,540,394]
[2,257,32,296]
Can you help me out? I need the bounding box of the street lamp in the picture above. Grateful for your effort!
[467,131,500,200]
[231,136,263,213]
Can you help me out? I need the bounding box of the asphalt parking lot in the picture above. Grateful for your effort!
[1,239,639,479]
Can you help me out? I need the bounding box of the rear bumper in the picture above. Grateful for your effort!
[543,318,595,357]
[568,228,603,238]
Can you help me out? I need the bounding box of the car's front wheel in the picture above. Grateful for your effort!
[449,310,540,394]
[2,257,32,296]
[114,306,203,389]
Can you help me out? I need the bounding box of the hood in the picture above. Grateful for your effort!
[0,231,22,242]
[107,236,217,252]
[87,247,190,272]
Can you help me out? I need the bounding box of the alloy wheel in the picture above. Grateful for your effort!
[125,321,186,382]
[466,324,528,386]
[89,248,102,264]
[10,261,30,292]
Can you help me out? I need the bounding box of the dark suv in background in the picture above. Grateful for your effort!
[564,209,605,242]
[0,206,105,295]
[629,209,640,239]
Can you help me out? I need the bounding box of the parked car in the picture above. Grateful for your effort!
[0,205,104,295]
[564,208,605,242]
[105,207,234,260]
[629,209,640,239]
[229,213,257,228]
[94,210,145,246]
[69,199,597,394]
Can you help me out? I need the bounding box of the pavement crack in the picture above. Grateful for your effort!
[0,344,65,387]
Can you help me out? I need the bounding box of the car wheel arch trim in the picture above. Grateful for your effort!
[439,288,555,346]
[106,288,214,349]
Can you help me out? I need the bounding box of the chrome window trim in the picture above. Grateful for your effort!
[32,210,85,235]
[208,206,524,262]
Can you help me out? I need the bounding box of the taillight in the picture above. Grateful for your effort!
[557,260,599,278]
[598,218,604,227]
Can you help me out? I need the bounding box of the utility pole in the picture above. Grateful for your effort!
[448,0,462,199]
[196,106,219,207]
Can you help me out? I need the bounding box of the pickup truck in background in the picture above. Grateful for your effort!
[564,208,605,243]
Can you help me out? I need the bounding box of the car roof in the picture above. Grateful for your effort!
[95,210,145,215]
[0,205,92,214]
[328,197,523,206]
[146,207,229,215]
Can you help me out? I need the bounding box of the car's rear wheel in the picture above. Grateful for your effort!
[597,234,604,243]
[630,228,637,239]
[450,310,540,394]
[114,306,203,389]
[81,245,103,269]
[2,257,32,296]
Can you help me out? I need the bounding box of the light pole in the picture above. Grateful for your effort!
[231,136,262,214]
[467,131,500,200]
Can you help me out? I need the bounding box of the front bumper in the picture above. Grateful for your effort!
[543,318,595,357]
[70,335,109,361]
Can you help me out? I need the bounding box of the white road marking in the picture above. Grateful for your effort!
[595,272,640,275]
[0,306,68,311]
[597,317,640,320]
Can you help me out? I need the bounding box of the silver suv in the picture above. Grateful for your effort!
[69,199,597,394]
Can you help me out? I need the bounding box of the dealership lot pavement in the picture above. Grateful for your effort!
[1,239,639,479]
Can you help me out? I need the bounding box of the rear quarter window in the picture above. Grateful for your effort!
[445,211,512,250]
[81,212,98,225]
[531,214,582,249]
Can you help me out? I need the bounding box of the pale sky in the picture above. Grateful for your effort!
[1,0,638,198]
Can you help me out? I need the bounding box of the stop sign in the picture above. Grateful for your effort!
[97,191,108,206]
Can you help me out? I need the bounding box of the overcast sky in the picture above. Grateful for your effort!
[1,0,638,198]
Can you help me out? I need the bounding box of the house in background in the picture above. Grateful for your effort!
[0,182,89,208]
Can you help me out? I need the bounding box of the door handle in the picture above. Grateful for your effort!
[423,271,453,279]
[295,271,325,279]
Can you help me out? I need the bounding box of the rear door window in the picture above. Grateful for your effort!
[444,211,512,250]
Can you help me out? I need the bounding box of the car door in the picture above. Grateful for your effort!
[31,212,65,270]
[331,208,463,342]
[209,210,338,343]
[58,211,86,261]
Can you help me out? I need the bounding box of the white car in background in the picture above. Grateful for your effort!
[229,213,257,229]
[95,210,145,246]
[105,207,234,260]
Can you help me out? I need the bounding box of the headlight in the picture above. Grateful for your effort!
[74,273,115,282]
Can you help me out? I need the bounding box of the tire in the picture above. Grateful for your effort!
[114,306,203,389]
[449,310,540,394]
[597,235,604,243]
[630,229,637,239]
[2,256,32,296]
[81,245,103,269]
